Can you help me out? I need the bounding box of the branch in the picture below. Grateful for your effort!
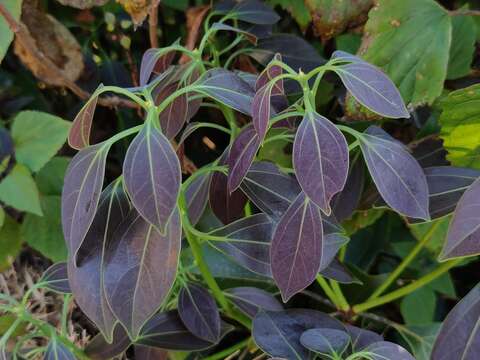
[0,3,138,109]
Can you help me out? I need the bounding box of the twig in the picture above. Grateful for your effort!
[0,3,137,109]
[449,9,480,16]
[149,0,160,48]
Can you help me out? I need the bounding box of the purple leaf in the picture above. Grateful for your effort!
[252,309,344,359]
[227,125,261,192]
[197,69,255,115]
[235,71,257,89]
[211,22,258,43]
[134,346,167,360]
[178,283,221,343]
[85,324,131,360]
[271,192,324,302]
[61,142,110,264]
[68,89,101,150]
[103,208,181,339]
[300,328,350,355]
[250,34,324,72]
[45,341,76,360]
[215,0,280,25]
[255,54,288,113]
[241,161,301,220]
[0,127,14,164]
[425,166,480,220]
[123,121,181,233]
[320,259,357,284]
[137,310,233,350]
[345,325,383,351]
[68,179,130,342]
[359,126,430,220]
[440,177,480,260]
[331,158,364,222]
[332,51,409,119]
[210,213,273,276]
[225,287,282,318]
[365,341,415,360]
[209,151,248,224]
[185,172,212,225]
[432,282,480,360]
[411,138,448,168]
[140,48,175,86]
[293,112,349,214]
[155,82,188,139]
[320,233,349,271]
[41,262,71,293]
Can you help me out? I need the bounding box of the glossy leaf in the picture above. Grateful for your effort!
[197,69,255,115]
[331,158,364,222]
[178,283,221,343]
[123,120,181,234]
[225,287,282,318]
[209,151,248,224]
[209,213,273,276]
[366,341,415,360]
[241,161,301,220]
[227,125,261,192]
[215,0,280,25]
[103,208,181,339]
[425,166,479,219]
[271,192,324,301]
[185,172,212,225]
[253,309,344,359]
[137,310,233,350]
[61,142,110,262]
[41,262,71,293]
[300,328,350,355]
[432,285,480,360]
[440,177,480,260]
[68,180,130,341]
[140,48,175,86]
[44,340,76,360]
[293,112,349,214]
[332,51,409,119]
[359,126,430,220]
[68,88,101,150]
[85,324,131,360]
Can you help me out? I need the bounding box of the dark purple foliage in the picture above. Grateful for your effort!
[440,177,480,260]
[45,341,76,360]
[359,126,430,220]
[0,127,14,164]
[365,341,415,360]
[293,112,349,214]
[61,142,110,265]
[123,120,181,234]
[252,309,344,359]
[185,172,212,225]
[225,287,283,318]
[68,89,100,150]
[300,328,350,355]
[345,325,383,351]
[103,208,181,339]
[140,48,175,86]
[271,192,324,302]
[85,324,131,360]
[41,262,71,293]
[214,0,280,25]
[332,51,409,119]
[211,22,258,44]
[320,259,357,284]
[227,125,261,192]
[178,283,221,343]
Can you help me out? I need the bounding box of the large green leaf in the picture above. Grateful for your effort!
[400,287,436,325]
[397,323,441,360]
[0,164,42,215]
[35,156,70,196]
[11,111,70,172]
[0,0,22,63]
[408,216,451,255]
[439,84,480,169]
[447,14,476,80]
[21,196,67,262]
[358,0,451,107]
[0,215,22,271]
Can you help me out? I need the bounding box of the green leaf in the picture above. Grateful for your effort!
[35,156,70,196]
[267,0,311,31]
[0,206,4,228]
[21,196,67,262]
[11,111,70,172]
[427,273,456,297]
[439,84,480,169]
[335,33,362,54]
[397,323,441,360]
[0,0,22,63]
[0,215,22,271]
[0,164,42,215]
[343,208,385,236]
[408,216,451,255]
[258,129,292,168]
[359,0,451,107]
[447,14,476,80]
[400,287,436,325]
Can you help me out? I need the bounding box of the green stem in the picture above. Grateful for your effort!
[316,275,341,308]
[329,280,349,312]
[203,338,251,360]
[368,221,440,300]
[219,103,239,138]
[353,259,462,313]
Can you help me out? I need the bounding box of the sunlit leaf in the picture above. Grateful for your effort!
[271,192,324,301]
[123,120,181,234]
[104,208,181,339]
[225,287,282,318]
[293,112,349,214]
[359,126,429,220]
